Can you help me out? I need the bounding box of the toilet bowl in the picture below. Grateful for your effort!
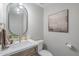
[37,40,53,56]
[38,50,52,56]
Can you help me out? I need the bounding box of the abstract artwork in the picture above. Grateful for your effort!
[48,9,69,33]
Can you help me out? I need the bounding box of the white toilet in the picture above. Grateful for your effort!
[37,40,53,56]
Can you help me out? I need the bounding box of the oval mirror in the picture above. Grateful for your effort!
[7,3,28,36]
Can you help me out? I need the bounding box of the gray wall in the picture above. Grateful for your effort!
[3,3,44,40]
[24,4,44,40]
[0,4,3,23]
[44,3,79,56]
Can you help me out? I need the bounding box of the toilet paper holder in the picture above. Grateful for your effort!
[65,42,72,48]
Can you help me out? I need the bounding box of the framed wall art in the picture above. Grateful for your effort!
[48,9,69,33]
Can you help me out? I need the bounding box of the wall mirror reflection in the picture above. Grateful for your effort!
[7,3,28,43]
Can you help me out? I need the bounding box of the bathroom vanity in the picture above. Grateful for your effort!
[0,39,39,56]
[0,3,44,56]
[0,3,37,56]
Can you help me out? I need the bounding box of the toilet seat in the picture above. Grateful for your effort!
[38,50,53,56]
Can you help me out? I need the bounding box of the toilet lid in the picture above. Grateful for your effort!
[38,50,53,56]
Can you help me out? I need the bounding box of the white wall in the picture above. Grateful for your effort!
[0,4,3,23]
[44,3,79,56]
[3,3,44,40]
[23,4,44,40]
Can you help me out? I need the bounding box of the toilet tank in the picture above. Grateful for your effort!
[37,40,44,52]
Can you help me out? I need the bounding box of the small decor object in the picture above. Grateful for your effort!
[48,9,69,33]
[0,23,11,50]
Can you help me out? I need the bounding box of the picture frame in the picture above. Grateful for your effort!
[48,9,69,33]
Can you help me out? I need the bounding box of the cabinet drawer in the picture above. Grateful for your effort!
[11,47,37,56]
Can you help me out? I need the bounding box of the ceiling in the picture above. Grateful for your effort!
[35,3,50,8]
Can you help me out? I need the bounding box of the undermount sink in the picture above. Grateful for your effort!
[10,40,34,48]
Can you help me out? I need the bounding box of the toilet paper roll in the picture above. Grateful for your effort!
[65,42,72,48]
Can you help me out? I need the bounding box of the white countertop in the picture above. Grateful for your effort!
[0,39,40,56]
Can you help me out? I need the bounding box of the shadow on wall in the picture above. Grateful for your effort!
[43,44,48,50]
[70,46,78,52]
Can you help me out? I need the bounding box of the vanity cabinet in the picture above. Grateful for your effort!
[11,47,38,56]
[0,39,40,56]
